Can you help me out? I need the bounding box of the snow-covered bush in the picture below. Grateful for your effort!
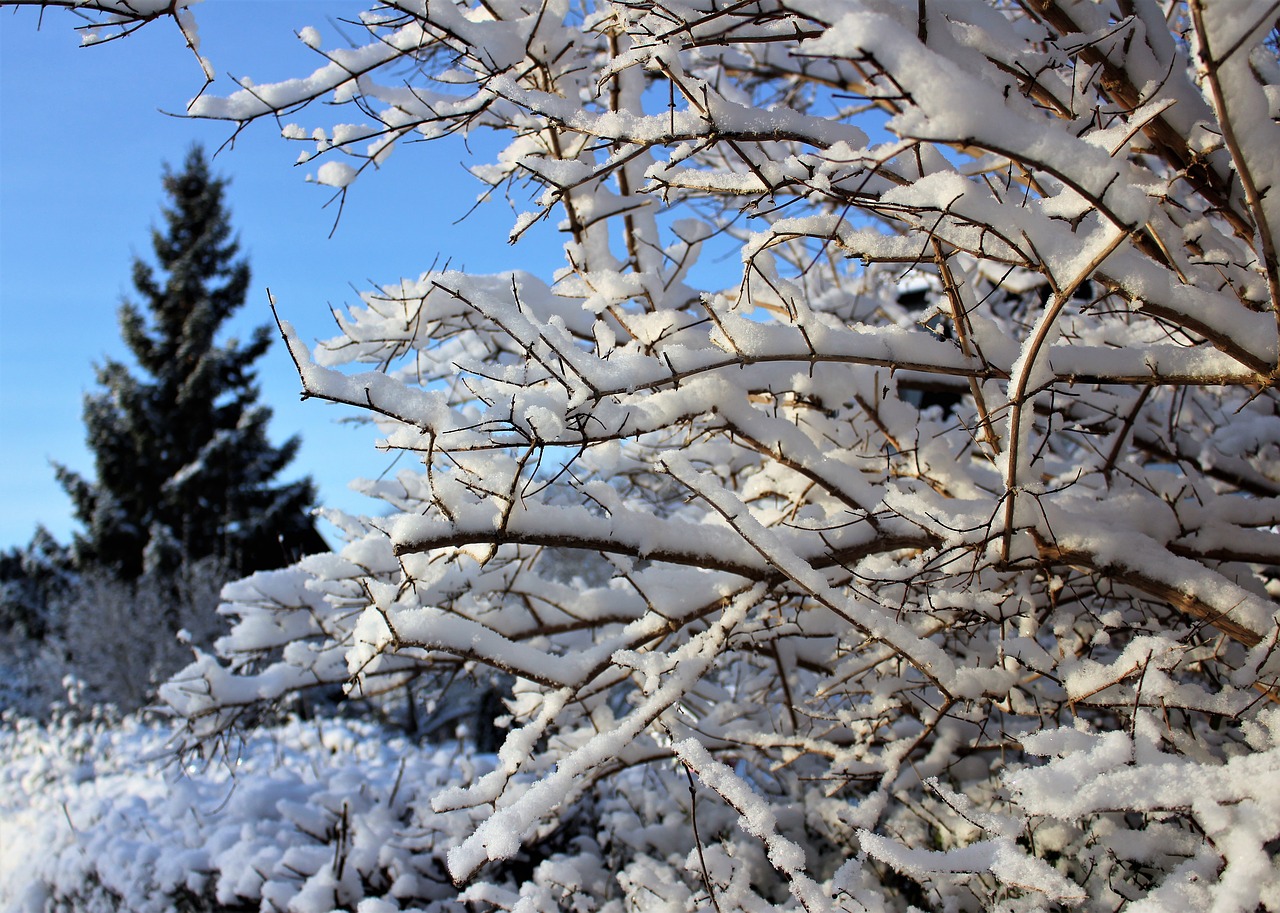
[0,714,503,913]
[11,0,1280,910]
[56,556,231,712]
[1,555,230,718]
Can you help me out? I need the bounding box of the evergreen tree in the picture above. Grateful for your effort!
[0,527,71,642]
[56,145,325,580]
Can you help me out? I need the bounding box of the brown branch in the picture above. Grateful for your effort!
[1035,536,1264,647]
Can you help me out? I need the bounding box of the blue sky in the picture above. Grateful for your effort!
[0,2,562,550]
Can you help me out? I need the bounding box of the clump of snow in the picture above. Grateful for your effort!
[297,25,322,49]
[312,160,358,188]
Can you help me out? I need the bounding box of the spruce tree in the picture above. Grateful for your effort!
[0,528,70,642]
[56,145,325,580]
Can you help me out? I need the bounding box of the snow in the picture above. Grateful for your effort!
[859,832,1086,904]
[297,25,322,50]
[313,160,357,189]
[0,715,495,913]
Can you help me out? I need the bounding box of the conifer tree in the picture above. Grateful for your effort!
[56,145,324,580]
[0,528,69,642]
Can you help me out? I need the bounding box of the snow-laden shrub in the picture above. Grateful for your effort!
[1,556,231,718]
[57,557,231,712]
[0,714,502,913]
[6,708,1280,912]
[9,0,1280,910]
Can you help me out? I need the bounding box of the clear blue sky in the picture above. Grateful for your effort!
[0,2,561,550]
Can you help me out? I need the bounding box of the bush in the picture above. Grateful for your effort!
[9,0,1280,910]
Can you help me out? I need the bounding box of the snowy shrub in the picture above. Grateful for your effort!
[54,556,232,712]
[10,0,1280,910]
[0,715,502,913]
[1,555,231,717]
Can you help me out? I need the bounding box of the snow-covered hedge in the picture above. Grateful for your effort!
[0,714,497,913]
[6,707,1280,912]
